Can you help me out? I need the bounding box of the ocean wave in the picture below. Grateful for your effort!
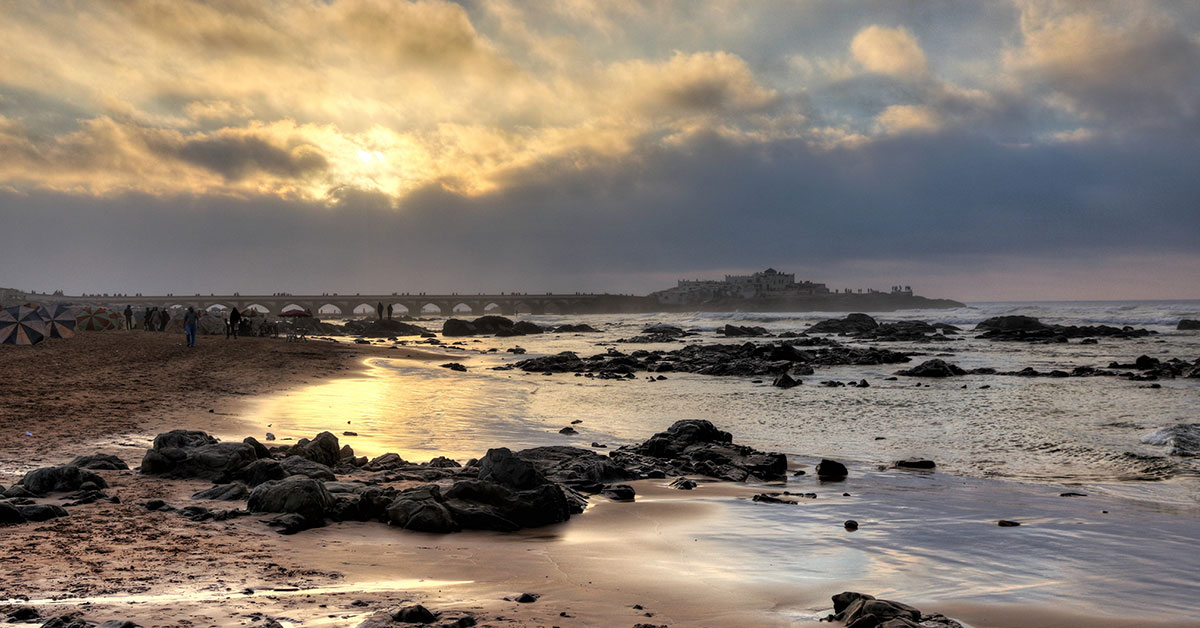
[1141,424,1200,457]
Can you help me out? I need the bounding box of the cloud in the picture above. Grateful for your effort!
[876,104,941,134]
[850,25,928,78]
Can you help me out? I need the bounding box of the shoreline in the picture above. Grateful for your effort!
[1,332,1196,628]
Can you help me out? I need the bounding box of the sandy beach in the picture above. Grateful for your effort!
[2,331,1197,628]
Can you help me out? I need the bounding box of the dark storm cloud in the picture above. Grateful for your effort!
[173,136,328,181]
[2,126,1197,297]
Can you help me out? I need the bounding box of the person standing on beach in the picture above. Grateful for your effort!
[376,301,384,321]
[158,308,170,332]
[123,305,133,330]
[183,307,198,347]
[145,307,156,331]
[229,306,241,339]
[386,304,393,320]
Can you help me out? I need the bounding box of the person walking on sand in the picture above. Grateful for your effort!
[183,306,198,347]
[386,303,393,320]
[228,306,241,339]
[124,305,133,330]
[376,301,384,321]
[144,307,156,331]
[158,308,170,332]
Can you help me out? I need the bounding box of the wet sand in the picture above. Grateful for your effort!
[1,332,1196,628]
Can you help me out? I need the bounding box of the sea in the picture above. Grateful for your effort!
[236,300,1200,623]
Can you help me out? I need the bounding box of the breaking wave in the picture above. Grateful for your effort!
[1141,424,1200,457]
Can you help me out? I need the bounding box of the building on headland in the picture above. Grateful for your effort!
[651,269,914,306]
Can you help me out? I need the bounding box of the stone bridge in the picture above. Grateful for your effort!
[33,292,655,317]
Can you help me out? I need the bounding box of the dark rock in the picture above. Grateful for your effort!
[393,604,438,624]
[554,323,599,333]
[240,459,287,487]
[893,459,936,470]
[478,447,546,490]
[816,459,848,479]
[192,483,248,501]
[613,419,788,482]
[342,318,429,337]
[807,313,878,334]
[287,431,342,467]
[723,324,769,337]
[998,519,1021,527]
[279,456,337,481]
[600,484,635,501]
[669,477,697,490]
[365,452,410,471]
[68,454,129,471]
[558,426,577,435]
[772,372,800,388]
[426,456,461,468]
[144,499,169,511]
[6,607,40,621]
[0,501,25,525]
[516,446,638,488]
[265,512,317,535]
[896,359,965,377]
[1179,319,1200,330]
[141,431,258,482]
[515,593,539,603]
[844,520,859,531]
[243,437,270,460]
[2,484,35,498]
[385,485,460,533]
[247,476,334,526]
[19,504,68,522]
[19,465,108,495]
[440,362,467,372]
[975,315,1048,332]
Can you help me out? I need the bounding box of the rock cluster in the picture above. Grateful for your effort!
[827,592,963,628]
[975,315,1153,342]
[512,341,909,379]
[609,419,788,482]
[342,319,430,337]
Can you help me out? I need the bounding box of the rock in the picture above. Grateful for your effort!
[807,313,878,334]
[558,426,577,435]
[279,455,337,481]
[614,419,788,482]
[243,437,270,460]
[141,431,258,482]
[443,480,573,530]
[426,456,462,468]
[554,323,599,333]
[240,459,287,487]
[19,504,68,522]
[723,324,769,337]
[816,459,848,479]
[478,448,546,490]
[600,484,636,501]
[975,315,1049,332]
[393,604,438,624]
[192,483,248,501]
[844,520,859,531]
[893,459,936,470]
[772,372,800,388]
[669,477,697,490]
[287,431,342,467]
[68,454,129,471]
[385,485,460,533]
[515,593,539,603]
[19,465,108,495]
[247,476,334,527]
[6,607,39,621]
[998,519,1021,527]
[515,446,638,489]
[342,318,429,337]
[365,452,410,471]
[440,362,467,372]
[896,359,966,377]
[0,501,25,525]
[1179,319,1200,330]
[443,315,517,337]
[2,484,35,498]
[144,499,169,511]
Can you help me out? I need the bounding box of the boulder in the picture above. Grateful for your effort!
[19,504,68,522]
[896,359,966,377]
[893,459,936,470]
[772,373,800,388]
[1179,319,1200,330]
[443,480,572,530]
[807,313,878,334]
[478,448,546,490]
[0,502,25,525]
[515,446,638,487]
[385,485,460,533]
[815,459,848,479]
[975,315,1048,332]
[141,431,259,482]
[19,465,108,495]
[247,476,334,524]
[600,484,636,501]
[68,454,129,471]
[191,483,249,501]
[279,455,337,481]
[393,604,438,624]
[723,324,769,337]
[614,419,788,482]
[287,431,342,467]
[240,459,287,487]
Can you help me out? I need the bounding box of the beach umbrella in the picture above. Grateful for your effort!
[0,305,47,345]
[40,303,77,339]
[76,306,116,331]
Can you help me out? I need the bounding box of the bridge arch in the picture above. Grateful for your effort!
[513,301,534,315]
[243,303,271,315]
[451,302,474,314]
[389,303,411,316]
[352,303,379,316]
[205,302,232,312]
[541,301,563,315]
[317,303,344,316]
[420,302,444,315]
[482,302,503,314]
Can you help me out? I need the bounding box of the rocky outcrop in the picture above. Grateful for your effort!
[611,419,787,482]
[828,592,963,628]
[722,324,769,337]
[896,359,966,377]
[807,313,878,334]
[68,454,129,471]
[976,316,1154,342]
[284,431,343,467]
[515,446,638,492]
[342,319,429,337]
[139,429,265,482]
[442,315,522,337]
[17,465,108,495]
[247,476,334,533]
[1179,319,1200,330]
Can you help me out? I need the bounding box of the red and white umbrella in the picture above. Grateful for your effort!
[39,303,77,339]
[76,306,117,331]
[0,305,47,345]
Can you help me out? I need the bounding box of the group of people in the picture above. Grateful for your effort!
[140,306,172,332]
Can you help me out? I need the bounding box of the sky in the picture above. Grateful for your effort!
[1,0,1198,301]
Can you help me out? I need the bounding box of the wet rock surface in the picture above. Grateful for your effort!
[828,592,964,628]
[975,315,1154,342]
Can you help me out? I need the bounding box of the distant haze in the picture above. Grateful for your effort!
[1,1,1198,302]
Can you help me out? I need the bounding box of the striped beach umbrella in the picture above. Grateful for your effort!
[0,305,47,345]
[40,303,77,339]
[76,306,117,331]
